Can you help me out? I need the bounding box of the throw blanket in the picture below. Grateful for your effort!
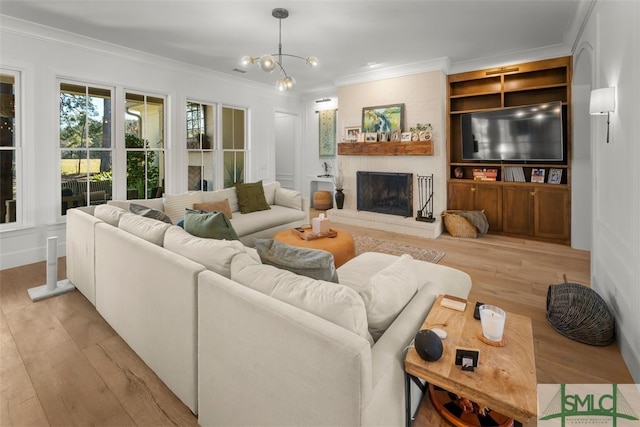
[457,210,489,236]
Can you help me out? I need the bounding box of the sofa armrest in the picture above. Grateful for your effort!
[198,269,372,427]
[361,281,468,426]
[274,186,303,210]
[65,207,102,305]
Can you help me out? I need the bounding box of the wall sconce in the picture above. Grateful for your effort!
[589,87,616,143]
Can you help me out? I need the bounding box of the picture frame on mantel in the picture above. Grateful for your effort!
[344,126,361,142]
[362,104,404,134]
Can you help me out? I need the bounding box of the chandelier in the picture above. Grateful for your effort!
[241,8,318,91]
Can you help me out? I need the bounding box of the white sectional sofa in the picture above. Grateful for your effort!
[65,181,472,425]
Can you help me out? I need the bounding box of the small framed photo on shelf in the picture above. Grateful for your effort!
[356,132,365,142]
[364,132,378,142]
[419,130,433,141]
[379,132,389,142]
[344,126,360,142]
[391,130,401,142]
[531,168,545,183]
[548,168,563,184]
[401,132,412,142]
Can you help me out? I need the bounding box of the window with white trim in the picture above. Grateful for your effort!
[0,70,19,225]
[59,82,113,215]
[125,92,165,199]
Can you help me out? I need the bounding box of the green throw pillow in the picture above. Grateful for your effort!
[254,239,339,283]
[235,181,271,214]
[184,209,239,240]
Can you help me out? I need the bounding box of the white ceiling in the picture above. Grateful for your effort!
[0,0,590,94]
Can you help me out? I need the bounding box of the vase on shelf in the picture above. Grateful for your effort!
[334,189,344,209]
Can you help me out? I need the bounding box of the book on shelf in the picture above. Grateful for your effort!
[531,168,545,183]
[441,294,467,312]
[548,168,563,184]
[472,168,498,181]
[504,166,525,182]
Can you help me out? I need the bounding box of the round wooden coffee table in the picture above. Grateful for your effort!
[272,227,356,268]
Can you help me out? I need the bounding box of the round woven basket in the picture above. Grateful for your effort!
[313,191,333,210]
[546,282,614,346]
[441,211,478,238]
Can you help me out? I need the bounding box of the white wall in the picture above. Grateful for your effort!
[575,1,640,382]
[336,71,447,218]
[0,17,303,269]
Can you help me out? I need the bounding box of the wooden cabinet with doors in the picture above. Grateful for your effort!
[502,184,570,241]
[448,181,503,231]
[446,56,572,244]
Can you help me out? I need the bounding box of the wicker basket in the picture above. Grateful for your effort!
[546,282,614,346]
[441,210,478,238]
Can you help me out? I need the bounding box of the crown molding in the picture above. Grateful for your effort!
[0,15,282,97]
[333,57,451,88]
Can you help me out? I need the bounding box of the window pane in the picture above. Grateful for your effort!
[0,151,16,223]
[60,88,88,149]
[233,109,245,149]
[223,151,244,188]
[222,107,233,150]
[127,149,164,199]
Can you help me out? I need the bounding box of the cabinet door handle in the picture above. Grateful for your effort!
[471,187,476,192]
[529,191,535,197]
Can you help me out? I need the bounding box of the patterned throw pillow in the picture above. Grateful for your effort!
[235,181,271,214]
[129,203,172,224]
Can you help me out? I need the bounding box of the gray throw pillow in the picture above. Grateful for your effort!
[129,203,172,224]
[254,239,339,283]
[184,209,239,240]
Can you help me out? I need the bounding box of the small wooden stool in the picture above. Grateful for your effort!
[313,190,333,210]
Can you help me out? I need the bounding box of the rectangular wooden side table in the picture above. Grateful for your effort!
[404,295,537,426]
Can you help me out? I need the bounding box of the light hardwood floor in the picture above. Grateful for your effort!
[1,220,633,426]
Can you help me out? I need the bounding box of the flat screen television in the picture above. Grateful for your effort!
[461,101,564,161]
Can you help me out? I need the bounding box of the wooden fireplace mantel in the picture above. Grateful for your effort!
[338,141,433,156]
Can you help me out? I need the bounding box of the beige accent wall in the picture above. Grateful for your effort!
[336,71,447,219]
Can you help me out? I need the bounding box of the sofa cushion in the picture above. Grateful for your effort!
[201,188,239,213]
[129,203,173,224]
[231,253,372,345]
[163,226,248,278]
[358,254,420,341]
[163,192,202,224]
[184,209,239,240]
[274,187,302,210]
[118,212,171,246]
[235,181,271,214]
[262,181,280,205]
[229,205,307,237]
[194,199,233,219]
[108,198,165,212]
[254,239,338,283]
[94,204,128,227]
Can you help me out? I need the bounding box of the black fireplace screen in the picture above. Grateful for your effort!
[357,171,413,217]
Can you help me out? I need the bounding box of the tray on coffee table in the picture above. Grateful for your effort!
[291,226,338,240]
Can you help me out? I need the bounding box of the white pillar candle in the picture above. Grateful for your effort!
[479,305,506,342]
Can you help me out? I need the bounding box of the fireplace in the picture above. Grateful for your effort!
[357,171,413,217]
